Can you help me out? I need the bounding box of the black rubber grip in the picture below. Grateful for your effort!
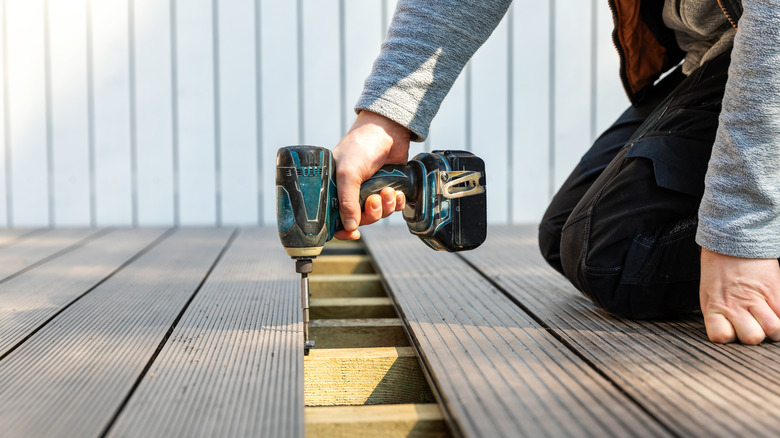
[358,164,416,207]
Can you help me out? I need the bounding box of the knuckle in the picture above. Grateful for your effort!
[340,198,357,210]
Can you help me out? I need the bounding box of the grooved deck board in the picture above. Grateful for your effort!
[0,228,168,356]
[0,228,37,247]
[109,227,303,438]
[461,225,780,437]
[0,228,233,437]
[0,228,102,280]
[362,227,669,438]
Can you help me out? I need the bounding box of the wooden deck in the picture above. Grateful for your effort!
[1,226,779,437]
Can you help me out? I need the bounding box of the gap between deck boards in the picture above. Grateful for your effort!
[304,242,451,437]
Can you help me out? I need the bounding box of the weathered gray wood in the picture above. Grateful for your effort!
[0,228,233,437]
[362,227,669,438]
[0,228,38,247]
[0,228,102,281]
[108,227,303,438]
[461,225,780,437]
[0,228,168,356]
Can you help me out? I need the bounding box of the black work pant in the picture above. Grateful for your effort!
[539,51,731,319]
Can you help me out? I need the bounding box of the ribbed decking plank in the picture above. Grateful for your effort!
[362,227,668,438]
[0,228,101,280]
[109,227,302,438]
[0,228,167,356]
[0,228,37,247]
[461,225,780,437]
[0,228,233,437]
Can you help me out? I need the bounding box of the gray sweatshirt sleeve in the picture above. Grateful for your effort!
[355,0,512,141]
[696,0,780,258]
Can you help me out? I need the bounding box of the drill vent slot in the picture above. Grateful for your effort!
[297,166,324,177]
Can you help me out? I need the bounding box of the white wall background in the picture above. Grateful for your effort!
[0,0,627,228]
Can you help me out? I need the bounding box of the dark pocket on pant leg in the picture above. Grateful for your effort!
[617,218,701,318]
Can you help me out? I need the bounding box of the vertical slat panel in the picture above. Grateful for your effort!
[343,0,382,135]
[595,0,628,136]
[260,0,298,225]
[0,1,623,228]
[92,0,133,225]
[470,17,509,223]
[512,2,551,223]
[175,0,216,225]
[49,0,91,226]
[380,0,409,227]
[301,0,341,147]
[0,0,7,227]
[134,0,175,225]
[552,2,592,192]
[6,0,48,226]
[218,0,258,224]
[425,74,468,153]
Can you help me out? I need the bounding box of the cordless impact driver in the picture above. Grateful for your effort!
[276,145,487,353]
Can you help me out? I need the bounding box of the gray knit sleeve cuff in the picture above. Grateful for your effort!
[356,94,428,142]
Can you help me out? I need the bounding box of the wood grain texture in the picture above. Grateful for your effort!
[362,226,669,438]
[109,227,303,438]
[309,274,385,298]
[0,228,232,437]
[461,225,780,437]
[305,404,449,438]
[305,347,434,407]
[312,254,374,275]
[309,318,409,349]
[310,297,396,319]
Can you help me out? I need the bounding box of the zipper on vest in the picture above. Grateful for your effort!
[607,0,634,103]
[717,0,741,29]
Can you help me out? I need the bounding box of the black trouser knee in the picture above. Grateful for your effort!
[539,51,731,319]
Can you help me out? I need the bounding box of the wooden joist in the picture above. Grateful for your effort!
[304,347,434,407]
[305,404,448,438]
[312,255,374,275]
[310,297,396,319]
[309,318,409,349]
[309,273,385,298]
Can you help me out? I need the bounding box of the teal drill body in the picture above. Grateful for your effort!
[276,145,487,352]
